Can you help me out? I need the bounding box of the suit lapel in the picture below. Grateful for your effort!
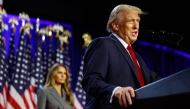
[109,34,140,83]
[49,87,65,109]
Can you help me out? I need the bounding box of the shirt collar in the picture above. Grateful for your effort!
[112,33,129,48]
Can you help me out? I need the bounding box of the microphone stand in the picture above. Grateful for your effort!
[157,33,190,54]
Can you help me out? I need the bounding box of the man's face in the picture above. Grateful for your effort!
[114,11,140,44]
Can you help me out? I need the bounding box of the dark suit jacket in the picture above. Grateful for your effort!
[81,33,161,109]
[37,87,74,109]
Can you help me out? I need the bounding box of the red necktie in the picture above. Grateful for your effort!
[127,45,145,87]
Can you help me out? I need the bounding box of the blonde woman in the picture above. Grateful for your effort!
[37,63,74,109]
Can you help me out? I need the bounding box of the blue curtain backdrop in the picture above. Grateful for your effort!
[133,40,190,77]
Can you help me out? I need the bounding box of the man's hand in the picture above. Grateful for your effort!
[114,87,135,108]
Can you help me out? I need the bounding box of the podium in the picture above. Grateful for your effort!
[128,68,190,109]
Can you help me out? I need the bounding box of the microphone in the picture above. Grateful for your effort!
[145,29,183,41]
[145,29,184,46]
[145,29,190,53]
[145,30,176,38]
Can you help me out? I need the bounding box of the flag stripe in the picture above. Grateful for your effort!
[73,93,83,109]
[0,93,5,108]
[22,93,30,109]
[3,83,8,107]
[23,89,34,109]
[30,77,37,105]
[6,102,14,109]
[29,85,36,108]
[8,86,26,109]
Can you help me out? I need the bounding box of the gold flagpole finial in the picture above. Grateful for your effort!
[19,12,30,26]
[82,33,92,49]
[63,29,71,38]
[45,25,53,38]
[24,22,33,38]
[39,28,47,43]
[0,7,7,22]
[52,24,64,38]
[9,18,19,33]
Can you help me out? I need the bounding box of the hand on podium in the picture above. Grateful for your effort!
[114,86,135,108]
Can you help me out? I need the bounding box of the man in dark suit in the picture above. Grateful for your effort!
[81,4,161,109]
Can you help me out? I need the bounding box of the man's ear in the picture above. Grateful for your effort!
[112,22,118,30]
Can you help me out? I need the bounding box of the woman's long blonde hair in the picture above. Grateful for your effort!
[44,63,74,106]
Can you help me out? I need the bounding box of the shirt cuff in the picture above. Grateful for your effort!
[109,86,121,103]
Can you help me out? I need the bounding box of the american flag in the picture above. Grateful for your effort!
[45,32,56,85]
[55,36,64,65]
[62,40,72,85]
[31,32,46,108]
[7,26,35,109]
[0,20,9,109]
[63,46,71,78]
[47,34,55,69]
[25,34,35,108]
[41,40,48,85]
[7,26,16,86]
[74,56,86,109]
[36,25,48,85]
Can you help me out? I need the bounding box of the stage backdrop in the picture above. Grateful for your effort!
[0,13,83,109]
[0,12,190,109]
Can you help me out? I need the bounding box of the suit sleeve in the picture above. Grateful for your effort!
[81,38,116,103]
[37,88,47,109]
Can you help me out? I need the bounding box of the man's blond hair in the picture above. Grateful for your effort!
[106,4,146,33]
